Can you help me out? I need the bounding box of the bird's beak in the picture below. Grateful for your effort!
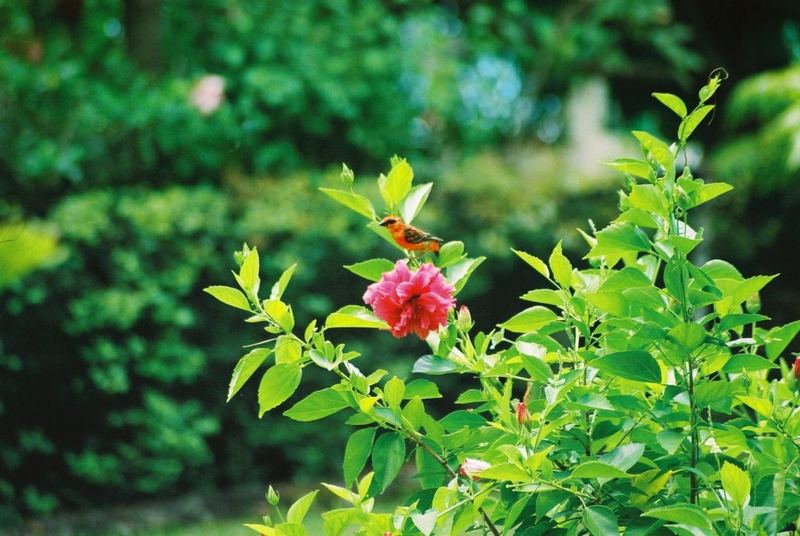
[379,220,390,227]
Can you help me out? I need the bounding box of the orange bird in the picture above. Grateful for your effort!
[379,215,444,253]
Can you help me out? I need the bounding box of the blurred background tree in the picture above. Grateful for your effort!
[1,0,798,529]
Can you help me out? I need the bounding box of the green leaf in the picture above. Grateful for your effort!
[274,523,306,536]
[643,503,713,532]
[264,299,295,332]
[344,259,395,282]
[477,463,530,482]
[600,267,653,291]
[656,430,686,454]
[500,306,558,334]
[590,351,661,383]
[679,105,714,141]
[440,410,487,432]
[520,289,562,306]
[695,182,733,207]
[403,379,442,400]
[284,388,351,421]
[629,184,668,217]
[723,354,778,373]
[412,355,458,375]
[319,188,377,220]
[587,223,651,259]
[632,131,674,177]
[437,241,465,268]
[583,505,619,536]
[446,256,486,295]
[325,305,389,330]
[604,158,652,180]
[371,432,406,494]
[270,263,298,300]
[204,285,252,312]
[384,158,414,206]
[513,249,550,279]
[766,320,800,360]
[719,313,769,332]
[383,377,405,409]
[570,461,630,479]
[599,443,644,472]
[720,461,750,508]
[652,92,687,118]
[735,395,773,417]
[343,427,376,487]
[287,490,318,525]
[549,241,573,288]
[240,248,261,295]
[228,348,272,401]
[258,364,302,417]
[399,182,432,223]
[520,355,554,382]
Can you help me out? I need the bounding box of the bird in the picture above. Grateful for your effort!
[379,215,444,253]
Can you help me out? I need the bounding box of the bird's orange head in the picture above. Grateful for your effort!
[379,215,404,233]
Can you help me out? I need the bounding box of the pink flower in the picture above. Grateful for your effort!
[363,260,455,340]
[189,74,225,115]
[516,401,529,425]
[459,458,490,479]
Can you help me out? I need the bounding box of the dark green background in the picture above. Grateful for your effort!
[1,0,799,524]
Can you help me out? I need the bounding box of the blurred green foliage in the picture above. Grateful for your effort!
[0,0,733,523]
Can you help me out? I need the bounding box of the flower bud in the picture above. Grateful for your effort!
[341,163,355,187]
[456,305,473,331]
[516,401,529,425]
[794,355,800,380]
[266,485,280,506]
[458,458,490,479]
[745,292,761,314]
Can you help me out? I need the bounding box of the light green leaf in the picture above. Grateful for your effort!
[270,263,298,300]
[679,105,714,141]
[437,241,465,268]
[264,299,295,332]
[583,505,619,536]
[274,523,306,536]
[599,443,644,472]
[399,182,432,223]
[344,259,395,282]
[240,248,261,295]
[412,355,458,375]
[258,364,302,417]
[477,463,530,482]
[228,348,272,401]
[587,223,651,258]
[722,354,778,373]
[643,503,713,532]
[274,336,302,364]
[500,306,559,334]
[287,491,318,525]
[520,289,562,306]
[440,410,487,432]
[695,182,734,207]
[243,524,275,535]
[371,432,406,494]
[720,461,750,508]
[630,184,668,217]
[325,305,389,330]
[735,395,772,417]
[570,461,630,479]
[632,131,674,177]
[383,377,405,409]
[319,188,377,220]
[549,241,573,288]
[403,379,442,399]
[590,351,661,383]
[513,249,550,279]
[446,256,486,295]
[284,388,351,421]
[384,158,414,206]
[604,158,652,180]
[204,285,252,312]
[652,92,688,118]
[343,427,376,487]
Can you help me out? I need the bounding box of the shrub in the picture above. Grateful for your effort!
[210,74,800,535]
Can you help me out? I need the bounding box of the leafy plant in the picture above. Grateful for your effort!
[209,73,800,534]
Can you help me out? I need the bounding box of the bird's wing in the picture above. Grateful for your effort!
[404,227,444,244]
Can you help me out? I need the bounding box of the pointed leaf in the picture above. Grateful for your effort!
[343,427,376,487]
[652,92,687,118]
[284,388,351,421]
[258,364,302,417]
[204,285,252,312]
[320,188,377,220]
[228,348,272,401]
[399,182,432,223]
[590,351,661,383]
[344,259,395,282]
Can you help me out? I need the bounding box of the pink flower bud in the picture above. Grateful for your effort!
[459,458,490,479]
[794,355,800,380]
[456,305,472,330]
[190,75,225,115]
[516,401,529,425]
